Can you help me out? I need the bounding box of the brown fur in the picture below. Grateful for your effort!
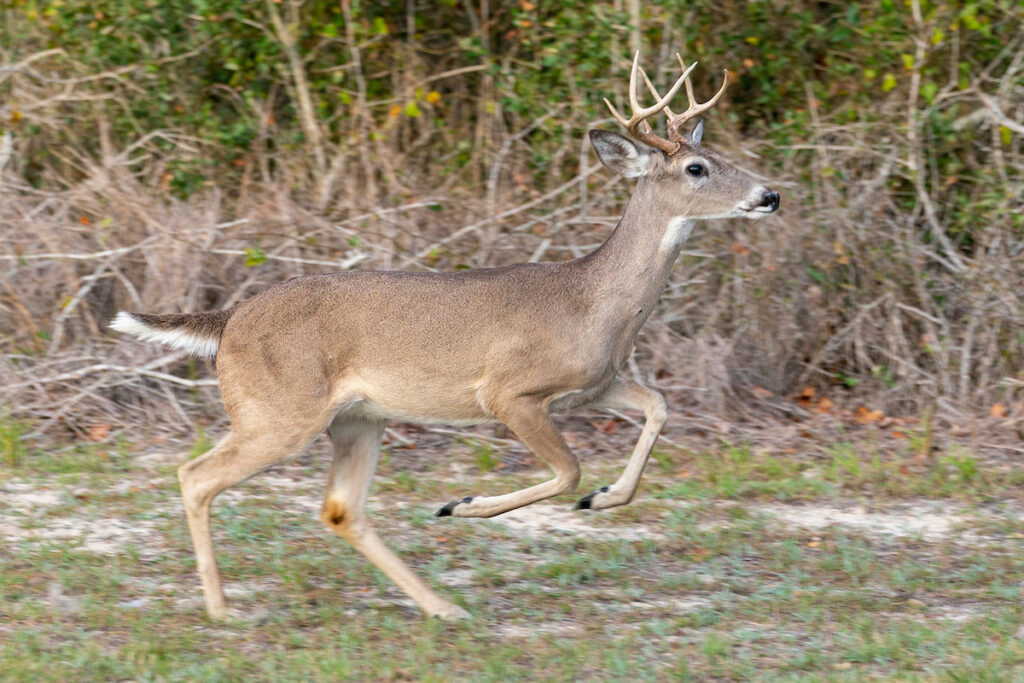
[134,308,234,339]
[116,94,778,621]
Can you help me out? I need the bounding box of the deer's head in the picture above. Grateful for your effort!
[591,53,779,221]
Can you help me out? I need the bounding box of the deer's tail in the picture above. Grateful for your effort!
[110,308,235,358]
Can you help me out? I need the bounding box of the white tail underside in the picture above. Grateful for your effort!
[109,311,220,357]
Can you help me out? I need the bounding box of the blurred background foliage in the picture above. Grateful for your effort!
[3,1,1018,203]
[1,0,1022,438]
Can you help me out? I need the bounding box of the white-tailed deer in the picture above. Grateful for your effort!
[111,52,779,620]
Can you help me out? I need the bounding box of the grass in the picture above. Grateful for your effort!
[1,412,29,468]
[1,434,1023,681]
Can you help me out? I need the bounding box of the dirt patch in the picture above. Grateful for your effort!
[2,481,64,510]
[489,503,664,541]
[1,480,166,557]
[492,621,585,639]
[2,516,163,557]
[755,501,977,543]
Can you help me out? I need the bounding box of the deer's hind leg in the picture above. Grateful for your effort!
[321,417,469,620]
[178,424,316,619]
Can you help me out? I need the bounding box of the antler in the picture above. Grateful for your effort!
[639,54,730,144]
[603,52,696,155]
[609,52,730,153]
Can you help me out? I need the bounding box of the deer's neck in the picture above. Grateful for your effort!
[584,180,693,319]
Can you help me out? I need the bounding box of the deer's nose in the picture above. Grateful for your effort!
[760,190,780,212]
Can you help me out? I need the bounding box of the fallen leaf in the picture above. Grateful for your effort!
[990,403,1008,418]
[731,242,749,255]
[855,406,884,424]
[750,385,773,399]
[688,547,711,561]
[816,397,834,414]
[87,423,111,441]
[592,419,621,435]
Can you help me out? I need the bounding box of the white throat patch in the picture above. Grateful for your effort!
[660,217,695,253]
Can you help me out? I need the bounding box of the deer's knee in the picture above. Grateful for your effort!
[648,393,669,426]
[178,461,213,511]
[321,498,347,527]
[560,464,581,494]
[321,497,368,540]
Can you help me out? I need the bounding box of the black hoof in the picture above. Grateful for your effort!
[574,486,609,511]
[436,496,474,517]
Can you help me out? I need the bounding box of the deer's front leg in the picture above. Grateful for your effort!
[436,398,580,518]
[575,379,667,511]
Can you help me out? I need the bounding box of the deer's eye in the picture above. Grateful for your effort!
[686,163,705,178]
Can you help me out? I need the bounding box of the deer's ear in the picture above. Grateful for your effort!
[590,130,652,178]
[689,120,705,144]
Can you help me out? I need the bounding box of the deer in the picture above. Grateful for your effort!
[110,52,779,621]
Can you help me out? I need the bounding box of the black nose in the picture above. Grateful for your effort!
[761,190,780,212]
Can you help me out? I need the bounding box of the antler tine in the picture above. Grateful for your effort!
[602,97,632,131]
[677,54,697,115]
[640,68,675,121]
[604,52,693,154]
[667,53,729,142]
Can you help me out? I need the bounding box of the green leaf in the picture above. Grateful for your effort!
[920,81,937,104]
[372,17,388,35]
[881,73,897,92]
[244,247,266,267]
[428,204,443,212]
[404,102,421,118]
[806,265,828,285]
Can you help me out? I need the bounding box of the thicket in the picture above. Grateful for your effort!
[1,0,1022,441]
